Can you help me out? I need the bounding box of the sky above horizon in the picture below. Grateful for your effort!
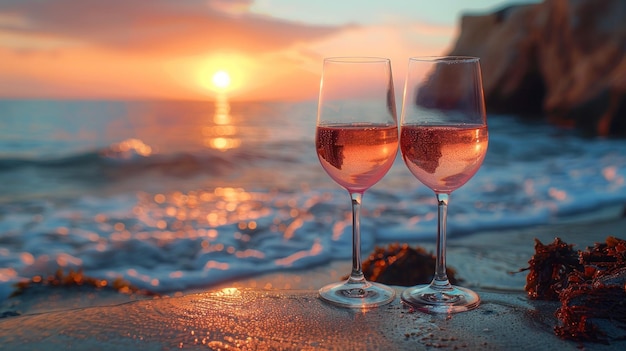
[0,0,536,101]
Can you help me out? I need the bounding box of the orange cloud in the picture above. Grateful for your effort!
[0,0,348,100]
[1,0,340,53]
[0,0,455,101]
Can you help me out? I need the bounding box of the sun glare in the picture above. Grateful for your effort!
[212,70,231,89]
[193,55,251,97]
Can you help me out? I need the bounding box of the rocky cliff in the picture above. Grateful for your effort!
[448,0,626,136]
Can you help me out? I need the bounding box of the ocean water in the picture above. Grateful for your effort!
[1,99,625,301]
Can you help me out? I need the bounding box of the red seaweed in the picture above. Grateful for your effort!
[11,269,158,298]
[361,243,459,286]
[523,236,626,343]
[523,237,582,300]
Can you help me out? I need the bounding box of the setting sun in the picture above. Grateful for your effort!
[212,70,231,89]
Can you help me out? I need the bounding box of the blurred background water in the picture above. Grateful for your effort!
[0,98,625,300]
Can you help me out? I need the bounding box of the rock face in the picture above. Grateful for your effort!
[448,0,626,136]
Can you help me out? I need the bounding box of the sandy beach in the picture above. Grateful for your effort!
[1,216,624,350]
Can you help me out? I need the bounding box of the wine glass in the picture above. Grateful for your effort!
[316,57,398,308]
[399,56,488,313]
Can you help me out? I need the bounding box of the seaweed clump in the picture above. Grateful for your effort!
[11,269,158,298]
[523,236,626,343]
[361,243,458,286]
[524,237,582,300]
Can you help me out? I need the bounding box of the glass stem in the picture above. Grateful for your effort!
[432,193,452,290]
[348,192,365,283]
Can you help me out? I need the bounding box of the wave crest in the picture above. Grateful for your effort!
[0,138,257,180]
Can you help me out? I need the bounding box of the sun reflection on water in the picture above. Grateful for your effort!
[97,186,325,278]
[203,95,241,151]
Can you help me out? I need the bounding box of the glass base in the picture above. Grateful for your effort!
[319,279,396,308]
[401,284,480,314]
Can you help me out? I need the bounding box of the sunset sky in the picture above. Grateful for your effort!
[0,0,534,101]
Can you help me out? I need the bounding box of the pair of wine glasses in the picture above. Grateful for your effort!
[316,56,488,313]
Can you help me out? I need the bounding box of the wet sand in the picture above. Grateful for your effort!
[1,217,625,350]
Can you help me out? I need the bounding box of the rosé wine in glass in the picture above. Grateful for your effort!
[316,57,398,308]
[400,124,488,194]
[399,56,488,314]
[317,123,398,193]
